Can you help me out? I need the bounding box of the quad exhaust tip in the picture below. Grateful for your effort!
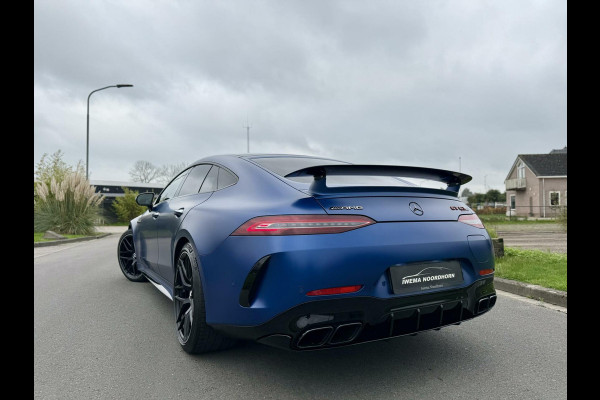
[477,294,497,314]
[478,297,489,313]
[296,322,363,349]
[297,326,334,349]
[329,322,362,345]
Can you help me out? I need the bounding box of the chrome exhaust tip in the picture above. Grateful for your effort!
[477,297,490,314]
[297,326,334,349]
[329,322,362,345]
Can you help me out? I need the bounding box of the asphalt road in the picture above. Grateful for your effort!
[34,235,567,400]
[494,223,567,253]
[496,231,567,253]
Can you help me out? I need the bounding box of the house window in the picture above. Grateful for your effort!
[517,161,525,179]
[549,191,560,206]
[510,195,516,210]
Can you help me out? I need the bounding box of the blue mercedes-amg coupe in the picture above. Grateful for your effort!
[117,154,496,353]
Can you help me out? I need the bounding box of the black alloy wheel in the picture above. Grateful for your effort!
[174,243,237,354]
[117,229,146,282]
[174,247,194,344]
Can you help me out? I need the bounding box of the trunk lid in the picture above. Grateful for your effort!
[316,194,473,222]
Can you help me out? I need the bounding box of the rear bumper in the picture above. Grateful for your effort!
[212,277,496,350]
[200,221,495,326]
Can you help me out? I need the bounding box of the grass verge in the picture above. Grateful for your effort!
[486,227,498,238]
[495,247,567,291]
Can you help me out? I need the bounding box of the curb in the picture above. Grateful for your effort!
[34,233,112,248]
[494,277,567,308]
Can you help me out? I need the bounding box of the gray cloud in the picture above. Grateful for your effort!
[34,0,566,192]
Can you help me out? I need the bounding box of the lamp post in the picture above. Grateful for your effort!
[243,122,251,153]
[86,84,133,180]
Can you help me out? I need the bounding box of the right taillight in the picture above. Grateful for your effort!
[231,215,375,236]
[458,214,485,228]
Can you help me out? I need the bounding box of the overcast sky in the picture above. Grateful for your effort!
[34,0,566,193]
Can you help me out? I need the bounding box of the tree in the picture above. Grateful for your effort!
[112,188,147,223]
[484,189,502,203]
[157,162,188,184]
[35,150,85,187]
[460,188,473,198]
[129,160,159,183]
[467,193,486,205]
[465,189,507,206]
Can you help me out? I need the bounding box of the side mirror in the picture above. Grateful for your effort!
[136,192,155,209]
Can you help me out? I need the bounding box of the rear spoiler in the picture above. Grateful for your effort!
[284,164,472,194]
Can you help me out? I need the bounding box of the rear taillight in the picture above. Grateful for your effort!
[231,215,375,236]
[458,214,485,228]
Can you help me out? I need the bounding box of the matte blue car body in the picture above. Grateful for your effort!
[129,154,495,349]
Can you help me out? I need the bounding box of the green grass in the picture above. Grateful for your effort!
[34,232,97,243]
[495,247,567,291]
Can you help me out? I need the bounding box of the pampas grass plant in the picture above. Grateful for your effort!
[34,172,103,235]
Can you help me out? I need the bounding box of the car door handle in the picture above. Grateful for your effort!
[174,208,185,217]
[151,212,160,219]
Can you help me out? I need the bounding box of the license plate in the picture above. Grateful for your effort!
[388,260,464,295]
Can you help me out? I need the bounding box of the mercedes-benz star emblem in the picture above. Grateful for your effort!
[409,202,424,216]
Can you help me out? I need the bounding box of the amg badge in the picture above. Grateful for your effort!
[329,206,364,210]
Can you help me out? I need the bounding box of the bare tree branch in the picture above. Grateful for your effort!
[156,162,188,183]
[129,160,159,183]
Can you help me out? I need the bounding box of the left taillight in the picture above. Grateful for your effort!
[458,214,485,229]
[231,215,375,236]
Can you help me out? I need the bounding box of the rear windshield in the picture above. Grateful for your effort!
[251,156,420,187]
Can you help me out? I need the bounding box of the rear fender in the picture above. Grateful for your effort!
[172,230,207,293]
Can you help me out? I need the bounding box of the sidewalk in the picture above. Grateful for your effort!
[34,226,127,248]
[94,225,128,234]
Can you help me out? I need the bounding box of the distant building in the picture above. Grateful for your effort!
[91,180,164,223]
[504,147,567,218]
[549,146,567,154]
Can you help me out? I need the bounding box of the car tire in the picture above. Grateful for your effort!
[174,243,236,354]
[117,229,147,282]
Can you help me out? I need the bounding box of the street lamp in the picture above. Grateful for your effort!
[86,84,133,180]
